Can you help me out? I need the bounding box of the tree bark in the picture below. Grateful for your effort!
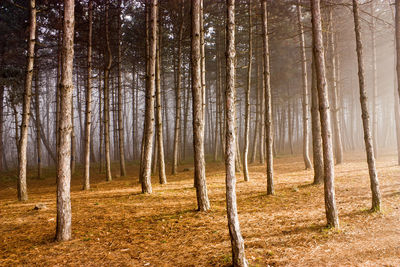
[18,0,36,201]
[104,0,112,181]
[83,0,93,190]
[297,0,312,169]
[311,0,339,228]
[261,0,274,195]
[311,56,324,185]
[352,0,381,212]
[140,0,157,193]
[56,0,74,241]
[156,5,167,184]
[396,0,400,106]
[0,85,3,171]
[243,0,252,182]
[172,1,184,175]
[34,66,42,179]
[225,0,247,265]
[192,0,210,211]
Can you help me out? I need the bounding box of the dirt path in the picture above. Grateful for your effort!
[1,153,399,266]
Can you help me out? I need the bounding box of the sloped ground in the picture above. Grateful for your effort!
[0,153,399,266]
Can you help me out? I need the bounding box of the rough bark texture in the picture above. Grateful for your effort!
[83,0,93,190]
[192,0,210,211]
[172,1,184,175]
[56,0,74,242]
[18,0,36,201]
[311,0,339,228]
[104,0,112,182]
[117,0,126,177]
[297,1,312,170]
[261,0,274,195]
[225,1,247,266]
[311,57,324,185]
[156,7,166,184]
[352,0,381,212]
[0,85,3,171]
[140,0,157,194]
[243,0,252,182]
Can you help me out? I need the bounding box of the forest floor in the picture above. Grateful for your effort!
[1,152,400,266]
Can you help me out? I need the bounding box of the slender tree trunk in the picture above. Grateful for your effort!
[117,0,126,177]
[328,9,343,164]
[352,0,381,212]
[156,6,166,184]
[172,1,184,175]
[18,0,36,201]
[297,0,312,169]
[261,0,274,195]
[243,0,252,182]
[140,0,157,193]
[83,0,93,190]
[34,67,42,179]
[71,97,76,174]
[226,0,247,265]
[0,85,3,171]
[192,0,210,211]
[56,0,74,241]
[396,0,400,107]
[311,0,339,228]
[311,57,324,184]
[288,100,294,155]
[104,0,112,181]
[99,71,103,173]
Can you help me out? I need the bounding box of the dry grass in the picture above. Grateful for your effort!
[1,152,400,266]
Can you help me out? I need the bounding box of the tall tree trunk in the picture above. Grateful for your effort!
[83,0,93,190]
[140,0,157,193]
[18,0,36,201]
[117,0,126,177]
[352,0,381,212]
[243,0,252,182]
[261,0,274,195]
[104,0,112,181]
[311,0,339,228]
[311,57,324,185]
[56,0,74,241]
[172,1,184,175]
[156,6,167,184]
[34,66,42,179]
[0,85,3,171]
[71,97,76,174]
[99,71,103,173]
[225,0,247,265]
[192,0,210,211]
[297,0,312,169]
[328,9,343,164]
[371,2,379,159]
[396,0,400,107]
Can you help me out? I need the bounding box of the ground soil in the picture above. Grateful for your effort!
[1,152,400,266]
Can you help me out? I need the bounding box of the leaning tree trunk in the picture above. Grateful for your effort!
[18,0,36,201]
[297,0,312,170]
[243,0,252,182]
[156,7,167,184]
[104,0,112,182]
[140,0,157,194]
[83,0,93,190]
[311,57,324,185]
[352,0,381,212]
[261,0,274,195]
[172,1,184,175]
[225,0,247,266]
[192,0,210,211]
[117,0,126,177]
[311,0,339,228]
[56,0,74,242]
